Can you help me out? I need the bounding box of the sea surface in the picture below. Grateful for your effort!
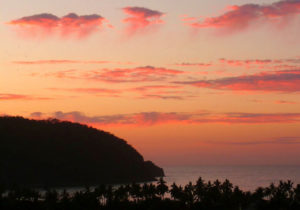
[49,165,300,194]
[163,165,300,191]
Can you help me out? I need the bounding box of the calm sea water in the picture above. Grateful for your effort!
[45,165,300,194]
[163,165,300,191]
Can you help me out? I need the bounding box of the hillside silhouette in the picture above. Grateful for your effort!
[0,116,164,187]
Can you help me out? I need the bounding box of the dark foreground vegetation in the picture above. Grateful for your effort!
[1,178,300,210]
[0,116,164,187]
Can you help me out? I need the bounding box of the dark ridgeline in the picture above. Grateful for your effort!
[0,116,164,187]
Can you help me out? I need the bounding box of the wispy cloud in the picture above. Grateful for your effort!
[219,58,273,66]
[122,7,164,35]
[176,69,300,93]
[173,62,212,67]
[136,95,187,100]
[129,85,191,100]
[219,58,300,67]
[183,0,300,33]
[172,57,300,70]
[130,85,182,92]
[8,13,108,39]
[12,60,135,65]
[0,94,51,101]
[48,88,122,98]
[205,136,300,145]
[30,111,300,127]
[275,100,297,104]
[36,66,184,83]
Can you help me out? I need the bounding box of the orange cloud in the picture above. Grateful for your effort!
[12,60,135,65]
[173,62,212,67]
[136,95,187,100]
[184,0,300,33]
[48,85,189,100]
[0,94,51,100]
[48,88,122,98]
[275,100,297,104]
[30,111,300,127]
[122,7,164,35]
[8,13,107,39]
[173,57,300,70]
[176,69,300,93]
[129,85,192,100]
[205,136,300,145]
[130,85,182,92]
[12,60,108,65]
[219,58,273,66]
[37,66,184,83]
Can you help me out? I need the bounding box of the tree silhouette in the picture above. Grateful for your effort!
[1,176,300,210]
[60,189,71,209]
[156,177,168,199]
[114,185,129,202]
[183,181,195,207]
[170,182,180,200]
[195,177,205,202]
[129,182,142,202]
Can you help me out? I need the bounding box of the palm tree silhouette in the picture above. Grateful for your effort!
[129,182,141,202]
[184,181,195,207]
[156,177,168,199]
[195,177,205,202]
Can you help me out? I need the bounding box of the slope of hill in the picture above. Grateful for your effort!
[0,116,164,187]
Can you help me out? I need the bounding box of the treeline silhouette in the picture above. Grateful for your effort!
[0,116,164,187]
[1,177,300,210]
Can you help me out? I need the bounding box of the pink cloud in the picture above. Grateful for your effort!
[30,111,300,127]
[130,85,182,92]
[137,94,187,100]
[184,0,300,33]
[0,94,51,100]
[219,58,273,66]
[205,136,300,145]
[12,60,135,65]
[12,60,109,65]
[48,88,121,94]
[173,57,300,71]
[275,100,297,104]
[174,62,212,67]
[129,85,192,100]
[48,85,189,100]
[48,88,122,98]
[8,13,108,39]
[176,69,300,93]
[122,7,164,35]
[37,66,184,83]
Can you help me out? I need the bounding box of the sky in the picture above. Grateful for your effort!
[1,0,300,166]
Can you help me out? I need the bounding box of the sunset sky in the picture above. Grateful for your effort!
[1,0,300,166]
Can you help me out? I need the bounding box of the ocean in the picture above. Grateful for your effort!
[163,165,300,191]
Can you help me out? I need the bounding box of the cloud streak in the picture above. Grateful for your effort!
[12,60,135,65]
[48,88,122,98]
[122,7,164,35]
[38,66,184,83]
[48,85,188,100]
[8,13,107,39]
[30,111,300,127]
[174,62,212,67]
[176,69,300,93]
[205,136,300,145]
[184,0,300,33]
[0,94,51,101]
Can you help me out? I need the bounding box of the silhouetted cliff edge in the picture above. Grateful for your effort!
[0,116,164,187]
